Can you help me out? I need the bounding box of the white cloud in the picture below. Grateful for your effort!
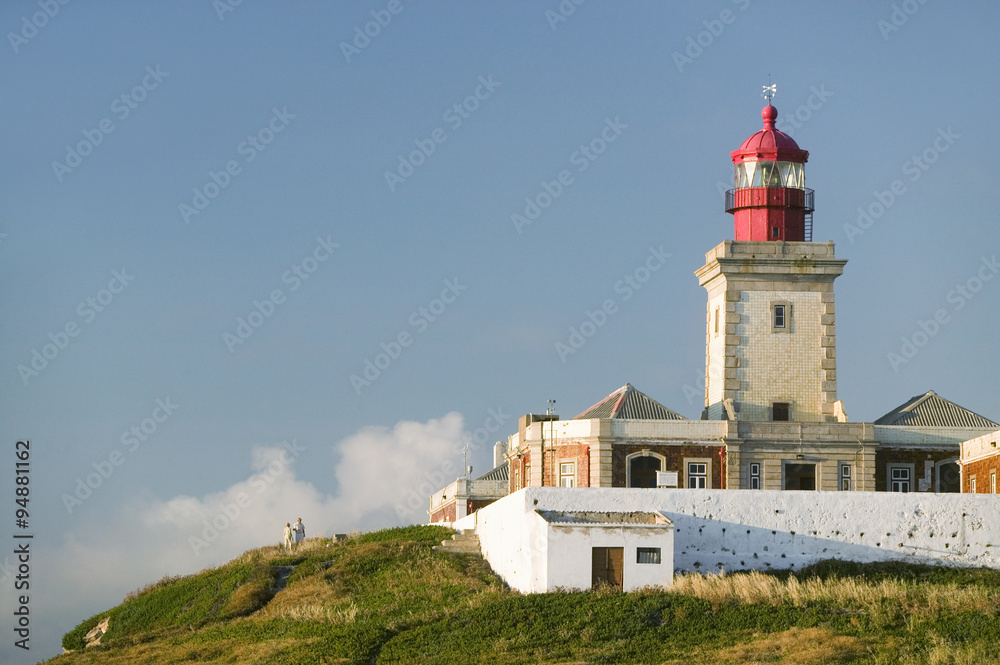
[21,413,470,662]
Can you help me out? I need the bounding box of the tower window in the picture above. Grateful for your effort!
[714,307,719,336]
[772,402,790,421]
[749,462,761,489]
[771,301,791,332]
[772,226,780,239]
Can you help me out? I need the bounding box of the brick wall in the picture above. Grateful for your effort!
[429,500,457,524]
[875,449,959,492]
[544,443,590,487]
[612,444,723,488]
[964,454,1000,493]
[510,451,530,492]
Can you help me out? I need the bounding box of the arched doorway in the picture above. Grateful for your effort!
[936,459,960,493]
[627,453,663,488]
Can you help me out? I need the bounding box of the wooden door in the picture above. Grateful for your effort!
[592,547,624,588]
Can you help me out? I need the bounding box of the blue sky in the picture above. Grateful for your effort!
[2,1,999,661]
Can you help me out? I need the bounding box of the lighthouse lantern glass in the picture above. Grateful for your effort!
[734,160,803,189]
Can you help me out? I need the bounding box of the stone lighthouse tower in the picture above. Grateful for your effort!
[696,95,847,423]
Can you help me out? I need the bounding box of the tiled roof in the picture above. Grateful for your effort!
[574,384,686,421]
[874,390,998,428]
[475,462,508,482]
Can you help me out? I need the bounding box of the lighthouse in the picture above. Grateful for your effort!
[696,91,846,424]
[726,103,814,241]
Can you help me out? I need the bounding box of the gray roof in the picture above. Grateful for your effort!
[874,390,998,428]
[474,461,509,482]
[537,510,672,526]
[574,383,687,421]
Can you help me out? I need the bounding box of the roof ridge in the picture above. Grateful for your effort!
[574,383,687,421]
[875,390,998,427]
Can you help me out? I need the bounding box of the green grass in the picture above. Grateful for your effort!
[49,526,1000,665]
[61,560,277,651]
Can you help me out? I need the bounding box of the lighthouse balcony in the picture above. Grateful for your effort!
[725,187,814,214]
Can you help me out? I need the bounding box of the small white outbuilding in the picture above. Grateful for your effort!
[459,492,674,593]
[536,510,675,591]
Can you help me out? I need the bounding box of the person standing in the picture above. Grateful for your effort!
[293,518,305,549]
[283,522,293,552]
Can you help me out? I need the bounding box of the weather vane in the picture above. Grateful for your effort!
[762,77,776,104]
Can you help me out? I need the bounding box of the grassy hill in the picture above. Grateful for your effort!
[47,525,1000,665]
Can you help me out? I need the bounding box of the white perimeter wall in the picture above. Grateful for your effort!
[455,488,1000,587]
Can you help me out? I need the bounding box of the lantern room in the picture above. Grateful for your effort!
[725,104,814,241]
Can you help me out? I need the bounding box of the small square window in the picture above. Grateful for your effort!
[772,226,781,239]
[637,547,661,564]
[772,402,790,422]
[749,462,761,490]
[774,305,785,328]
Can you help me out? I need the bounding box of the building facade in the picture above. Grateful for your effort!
[428,102,997,523]
[960,429,1000,493]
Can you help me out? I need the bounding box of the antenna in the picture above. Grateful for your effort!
[546,399,556,416]
[762,76,777,104]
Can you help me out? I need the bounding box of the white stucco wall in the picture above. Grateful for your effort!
[455,490,673,592]
[545,523,673,591]
[456,488,1000,586]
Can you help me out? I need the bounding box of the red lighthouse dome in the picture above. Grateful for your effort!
[726,104,814,241]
